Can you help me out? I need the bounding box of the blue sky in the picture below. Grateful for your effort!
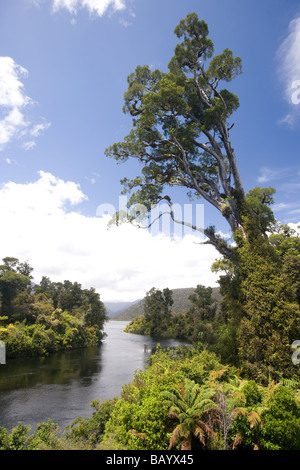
[0,0,299,302]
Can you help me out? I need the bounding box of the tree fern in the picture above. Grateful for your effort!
[160,378,217,449]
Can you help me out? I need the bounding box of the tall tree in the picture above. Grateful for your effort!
[0,271,31,316]
[188,284,216,320]
[105,13,275,257]
[0,257,34,277]
[105,12,299,380]
[144,287,173,337]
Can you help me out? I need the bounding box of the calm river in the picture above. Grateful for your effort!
[0,321,187,432]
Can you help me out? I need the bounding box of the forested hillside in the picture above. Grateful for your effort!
[114,287,221,320]
[105,300,142,318]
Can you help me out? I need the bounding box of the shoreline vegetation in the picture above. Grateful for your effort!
[0,267,299,450]
[0,344,299,450]
[123,286,222,346]
[0,257,107,359]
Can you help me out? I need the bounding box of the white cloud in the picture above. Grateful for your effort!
[0,57,50,151]
[52,0,126,17]
[30,121,51,137]
[277,16,300,125]
[257,167,300,223]
[0,171,87,215]
[273,201,300,224]
[273,202,295,212]
[85,174,99,184]
[288,222,300,233]
[23,141,36,151]
[257,167,277,184]
[3,157,17,165]
[33,0,134,27]
[0,172,221,302]
[257,166,297,184]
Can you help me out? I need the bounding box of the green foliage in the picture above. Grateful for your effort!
[212,221,300,381]
[212,322,238,366]
[100,347,300,451]
[260,387,300,450]
[105,12,247,258]
[206,48,242,82]
[65,399,117,449]
[102,377,175,449]
[124,315,150,335]
[125,285,220,348]
[189,284,214,310]
[0,257,107,358]
[1,345,299,450]
[0,423,31,450]
[101,347,224,450]
[202,89,240,131]
[241,380,262,408]
[143,287,173,337]
[26,420,61,450]
[269,224,300,304]
[245,187,276,236]
[0,271,31,317]
[161,378,217,450]
[171,13,214,69]
[236,233,300,381]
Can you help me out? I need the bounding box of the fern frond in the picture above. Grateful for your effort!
[248,410,261,428]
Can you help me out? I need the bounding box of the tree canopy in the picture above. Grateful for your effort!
[105,12,275,258]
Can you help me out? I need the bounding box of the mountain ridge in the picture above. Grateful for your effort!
[104,299,141,318]
[110,286,221,321]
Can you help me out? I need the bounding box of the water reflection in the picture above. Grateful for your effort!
[0,321,187,432]
[0,346,103,391]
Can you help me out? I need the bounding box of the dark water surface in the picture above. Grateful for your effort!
[0,321,186,432]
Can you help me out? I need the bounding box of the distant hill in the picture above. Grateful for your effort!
[105,299,141,318]
[113,287,221,321]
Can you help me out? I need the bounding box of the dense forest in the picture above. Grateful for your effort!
[0,257,107,358]
[124,223,300,385]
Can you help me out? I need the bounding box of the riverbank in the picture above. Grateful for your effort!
[0,321,187,432]
[1,337,299,450]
